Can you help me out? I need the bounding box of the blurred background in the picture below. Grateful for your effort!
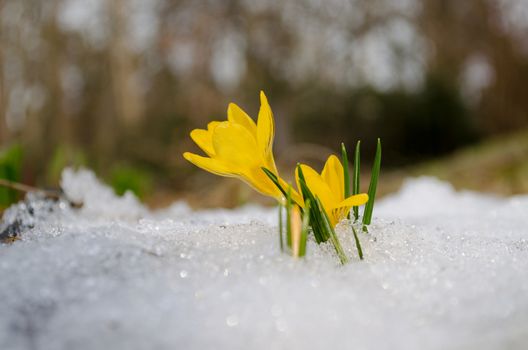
[1,0,528,210]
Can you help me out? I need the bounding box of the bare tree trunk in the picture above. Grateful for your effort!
[108,0,143,127]
[37,0,70,157]
[0,3,8,145]
[0,49,7,145]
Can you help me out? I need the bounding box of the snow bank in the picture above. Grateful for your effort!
[1,169,527,350]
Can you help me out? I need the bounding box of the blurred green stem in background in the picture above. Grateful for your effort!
[0,144,23,209]
[110,164,153,200]
[47,145,87,185]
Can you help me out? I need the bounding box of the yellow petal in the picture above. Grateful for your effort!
[235,167,301,204]
[256,91,277,172]
[183,152,235,177]
[277,177,303,206]
[212,122,260,169]
[207,121,221,130]
[338,193,369,207]
[241,167,283,198]
[321,155,344,201]
[296,164,336,214]
[190,129,215,156]
[227,103,257,136]
[330,194,368,226]
[189,121,221,157]
[330,207,346,226]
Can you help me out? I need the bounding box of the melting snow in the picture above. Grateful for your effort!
[1,169,527,350]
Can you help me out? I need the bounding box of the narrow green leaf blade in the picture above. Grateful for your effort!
[353,140,361,221]
[286,187,292,248]
[362,138,382,227]
[299,199,310,257]
[261,167,287,198]
[351,225,363,260]
[341,143,350,220]
[262,167,303,208]
[296,164,327,243]
[316,197,349,265]
[341,143,350,198]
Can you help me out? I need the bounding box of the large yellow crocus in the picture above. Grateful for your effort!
[296,155,369,226]
[183,91,299,203]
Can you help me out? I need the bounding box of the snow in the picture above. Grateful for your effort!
[1,169,528,350]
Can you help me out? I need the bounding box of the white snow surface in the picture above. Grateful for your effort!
[1,168,527,350]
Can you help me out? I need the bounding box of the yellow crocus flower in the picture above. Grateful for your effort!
[296,155,369,227]
[183,91,299,203]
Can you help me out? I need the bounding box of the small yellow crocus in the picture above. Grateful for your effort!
[183,91,300,203]
[296,155,369,227]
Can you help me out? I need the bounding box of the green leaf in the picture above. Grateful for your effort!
[341,143,350,219]
[296,165,328,243]
[362,138,382,228]
[316,197,349,265]
[341,143,350,198]
[351,225,363,260]
[278,204,284,252]
[353,141,361,221]
[262,167,304,207]
[299,199,310,257]
[261,167,287,199]
[286,186,292,248]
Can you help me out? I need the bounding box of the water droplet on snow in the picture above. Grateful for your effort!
[226,315,239,327]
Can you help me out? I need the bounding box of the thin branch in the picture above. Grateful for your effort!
[0,178,61,199]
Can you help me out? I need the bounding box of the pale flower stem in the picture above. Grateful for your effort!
[290,206,302,257]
